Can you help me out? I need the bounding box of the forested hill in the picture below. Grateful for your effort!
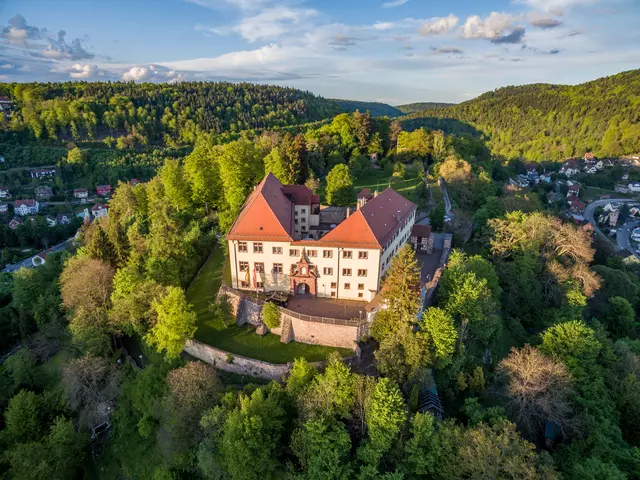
[0,82,341,144]
[395,102,455,114]
[333,99,404,117]
[402,69,640,161]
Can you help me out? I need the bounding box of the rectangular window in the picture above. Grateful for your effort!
[290,249,299,257]
[331,291,336,297]
[344,283,351,290]
[358,283,365,290]
[273,263,283,274]
[323,250,333,258]
[323,267,333,275]
[240,281,249,288]
[342,268,352,276]
[253,242,263,253]
[239,261,249,272]
[301,217,306,223]
[254,262,264,273]
[331,282,337,288]
[358,292,364,298]
[238,241,248,253]
[256,281,264,289]
[308,250,317,257]
[301,208,307,214]
[272,247,283,255]
[358,251,368,259]
[295,219,299,225]
[358,269,367,277]
[343,250,353,259]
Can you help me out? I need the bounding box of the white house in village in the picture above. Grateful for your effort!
[227,173,417,302]
[0,186,11,199]
[629,183,640,193]
[560,159,580,177]
[13,199,39,216]
[91,203,108,218]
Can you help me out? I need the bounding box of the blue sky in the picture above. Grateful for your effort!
[0,0,638,103]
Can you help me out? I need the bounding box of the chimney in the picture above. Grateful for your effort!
[374,189,379,198]
[346,207,351,218]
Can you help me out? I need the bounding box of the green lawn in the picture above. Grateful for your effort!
[186,247,352,364]
[318,170,423,204]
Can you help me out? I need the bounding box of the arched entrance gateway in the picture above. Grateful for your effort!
[290,249,317,297]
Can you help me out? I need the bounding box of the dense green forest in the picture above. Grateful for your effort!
[0,82,341,146]
[403,69,640,161]
[1,75,640,479]
[395,102,455,114]
[333,100,405,118]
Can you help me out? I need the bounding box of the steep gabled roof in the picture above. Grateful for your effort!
[227,173,294,242]
[319,188,416,249]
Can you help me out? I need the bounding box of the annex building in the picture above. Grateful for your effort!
[227,173,417,301]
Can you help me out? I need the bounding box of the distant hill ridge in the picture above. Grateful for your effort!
[332,99,404,118]
[395,102,455,114]
[401,69,640,161]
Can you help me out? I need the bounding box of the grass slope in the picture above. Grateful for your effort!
[318,170,423,205]
[186,247,351,364]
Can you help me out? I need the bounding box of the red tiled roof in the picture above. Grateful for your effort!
[227,173,294,241]
[281,185,319,205]
[92,203,106,211]
[14,199,36,207]
[412,224,432,238]
[320,188,416,248]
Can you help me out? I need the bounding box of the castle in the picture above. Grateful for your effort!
[227,173,417,302]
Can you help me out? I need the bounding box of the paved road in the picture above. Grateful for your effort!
[2,237,75,273]
[583,198,639,257]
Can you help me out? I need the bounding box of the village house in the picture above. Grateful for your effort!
[8,217,23,230]
[599,208,620,228]
[584,152,596,162]
[73,188,89,199]
[56,213,71,225]
[629,183,640,193]
[567,184,580,198]
[0,203,8,214]
[568,196,586,215]
[410,224,433,254]
[525,164,540,183]
[35,185,54,200]
[632,228,640,242]
[540,174,553,184]
[46,215,57,227]
[96,185,112,197]
[30,167,56,179]
[13,199,39,216]
[584,164,598,174]
[32,248,56,268]
[559,159,580,177]
[76,208,90,221]
[92,203,108,218]
[0,186,11,199]
[227,173,417,301]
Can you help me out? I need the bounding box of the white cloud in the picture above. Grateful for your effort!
[382,0,409,8]
[233,6,317,42]
[68,64,100,79]
[373,22,395,31]
[461,12,523,41]
[516,0,599,11]
[121,64,186,82]
[0,64,14,69]
[419,14,459,36]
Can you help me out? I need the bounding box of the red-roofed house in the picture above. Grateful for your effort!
[567,184,580,198]
[8,217,23,230]
[73,188,89,199]
[568,196,586,214]
[91,203,108,218]
[13,199,39,216]
[96,185,111,196]
[227,173,417,301]
[560,159,580,177]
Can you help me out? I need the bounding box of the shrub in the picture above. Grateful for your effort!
[262,302,281,329]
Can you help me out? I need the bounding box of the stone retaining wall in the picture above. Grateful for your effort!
[218,286,362,350]
[184,339,291,380]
